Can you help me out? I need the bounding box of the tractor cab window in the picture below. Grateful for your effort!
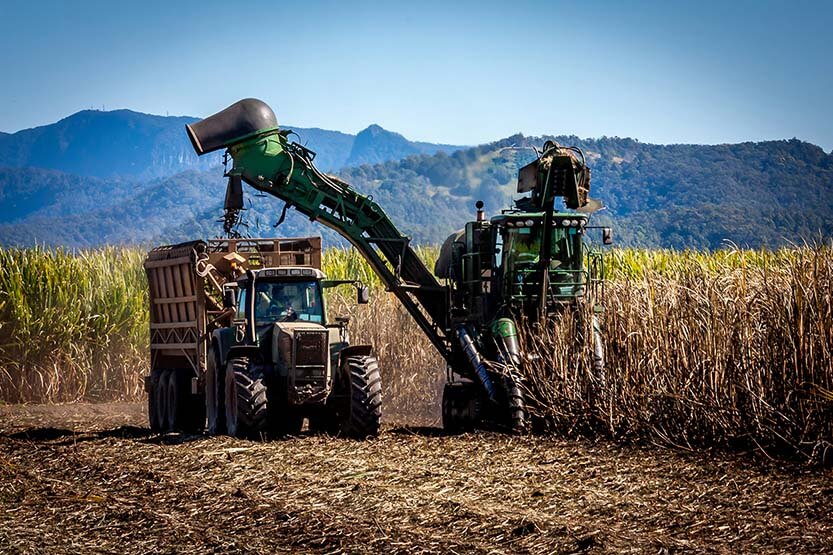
[254,280,324,324]
[236,287,247,320]
[503,226,580,268]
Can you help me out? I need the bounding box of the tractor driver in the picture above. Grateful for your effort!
[255,283,300,322]
[513,228,569,271]
[276,284,303,321]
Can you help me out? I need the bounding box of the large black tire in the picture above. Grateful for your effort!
[156,369,204,433]
[154,369,170,432]
[339,355,382,438]
[225,359,268,438]
[442,381,480,433]
[164,369,179,431]
[174,370,205,433]
[148,370,164,432]
[205,347,225,435]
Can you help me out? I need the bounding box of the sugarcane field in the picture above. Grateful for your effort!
[2,2,833,553]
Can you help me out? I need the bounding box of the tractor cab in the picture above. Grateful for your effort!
[235,267,327,331]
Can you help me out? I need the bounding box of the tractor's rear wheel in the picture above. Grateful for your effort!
[205,348,225,435]
[339,355,382,438]
[225,359,268,438]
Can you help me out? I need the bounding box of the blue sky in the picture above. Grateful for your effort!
[1,0,831,150]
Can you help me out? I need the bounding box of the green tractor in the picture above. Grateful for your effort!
[184,99,611,434]
[145,237,381,438]
[210,266,380,438]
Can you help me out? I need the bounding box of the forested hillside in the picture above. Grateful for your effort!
[0,108,831,249]
[338,135,833,248]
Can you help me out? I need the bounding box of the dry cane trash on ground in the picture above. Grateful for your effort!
[1,403,832,554]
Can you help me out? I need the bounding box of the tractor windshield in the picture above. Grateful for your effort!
[253,280,324,324]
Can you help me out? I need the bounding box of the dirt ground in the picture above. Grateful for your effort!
[0,403,831,554]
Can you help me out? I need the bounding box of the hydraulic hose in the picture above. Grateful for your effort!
[456,325,496,400]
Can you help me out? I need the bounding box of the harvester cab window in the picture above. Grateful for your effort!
[512,228,540,264]
[503,226,541,278]
[254,280,323,324]
[502,224,583,294]
[551,229,573,270]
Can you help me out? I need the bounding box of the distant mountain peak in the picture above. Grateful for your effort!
[346,124,462,167]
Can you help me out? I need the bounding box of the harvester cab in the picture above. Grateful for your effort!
[437,140,611,322]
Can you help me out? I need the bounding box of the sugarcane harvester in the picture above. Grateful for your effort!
[187,99,610,433]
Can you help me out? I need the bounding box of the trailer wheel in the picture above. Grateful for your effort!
[339,355,382,438]
[148,369,164,432]
[164,370,179,431]
[206,348,225,435]
[171,370,204,433]
[225,359,268,438]
[154,369,171,432]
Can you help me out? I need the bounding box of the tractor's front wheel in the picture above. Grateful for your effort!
[338,355,382,438]
[224,359,268,438]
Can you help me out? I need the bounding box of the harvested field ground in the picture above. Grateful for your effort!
[1,403,831,554]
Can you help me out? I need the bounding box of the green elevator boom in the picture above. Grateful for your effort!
[187,99,452,359]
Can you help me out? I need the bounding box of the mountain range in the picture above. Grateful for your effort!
[0,108,463,179]
[0,108,831,250]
